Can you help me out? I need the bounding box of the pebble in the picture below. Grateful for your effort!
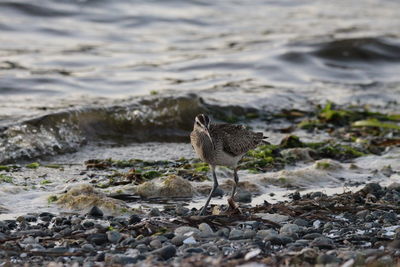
[148,208,161,217]
[183,236,197,244]
[293,218,309,227]
[243,229,256,239]
[128,214,141,224]
[256,229,278,239]
[185,248,204,254]
[175,205,190,216]
[88,233,108,246]
[154,245,176,260]
[107,231,122,244]
[198,223,214,237]
[234,191,252,203]
[302,233,323,240]
[174,226,201,237]
[280,223,300,235]
[229,229,244,240]
[150,239,162,249]
[88,206,103,217]
[317,254,341,264]
[82,244,95,252]
[310,237,335,249]
[171,235,186,246]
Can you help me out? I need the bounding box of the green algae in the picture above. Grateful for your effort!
[0,174,13,183]
[26,162,40,169]
[40,180,52,185]
[352,119,400,130]
[47,195,58,204]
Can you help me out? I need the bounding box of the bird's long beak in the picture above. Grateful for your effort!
[204,127,215,150]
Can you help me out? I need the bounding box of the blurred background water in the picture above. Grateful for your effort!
[0,0,400,216]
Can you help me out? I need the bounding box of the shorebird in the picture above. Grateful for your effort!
[190,114,266,215]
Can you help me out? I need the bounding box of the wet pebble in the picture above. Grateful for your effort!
[293,218,309,227]
[212,187,224,197]
[185,247,205,254]
[234,191,252,203]
[174,226,200,237]
[148,208,161,217]
[229,229,244,240]
[243,229,256,239]
[128,214,141,224]
[88,233,108,246]
[88,206,103,217]
[317,254,341,264]
[280,223,300,235]
[154,245,176,260]
[171,235,186,246]
[198,223,214,237]
[107,231,122,244]
[310,237,335,249]
[150,239,162,249]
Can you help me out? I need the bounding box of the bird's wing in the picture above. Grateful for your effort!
[211,124,263,156]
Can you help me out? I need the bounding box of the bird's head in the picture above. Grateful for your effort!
[194,114,214,149]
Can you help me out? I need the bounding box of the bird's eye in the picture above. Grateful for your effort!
[196,121,201,126]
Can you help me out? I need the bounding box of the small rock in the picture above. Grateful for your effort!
[88,233,108,245]
[302,233,323,240]
[150,239,162,249]
[82,244,95,252]
[154,245,176,260]
[234,191,252,203]
[313,220,321,229]
[198,223,214,237]
[95,252,105,262]
[107,231,122,244]
[171,236,186,246]
[174,226,200,237]
[280,223,300,235]
[257,213,289,223]
[244,248,261,261]
[128,215,141,224]
[175,205,189,216]
[317,254,340,264]
[229,229,244,240]
[256,229,278,239]
[88,206,103,217]
[183,236,197,244]
[185,248,204,254]
[243,229,256,239]
[293,218,309,227]
[310,237,335,249]
[148,208,161,217]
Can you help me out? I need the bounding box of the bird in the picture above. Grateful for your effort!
[190,114,266,215]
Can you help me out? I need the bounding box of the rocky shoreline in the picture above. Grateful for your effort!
[1,182,400,266]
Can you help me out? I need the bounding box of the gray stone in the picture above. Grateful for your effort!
[150,239,162,249]
[243,229,256,239]
[175,205,190,216]
[148,208,161,217]
[317,254,340,264]
[185,247,205,253]
[280,223,300,235]
[229,229,244,240]
[257,213,290,223]
[293,218,309,227]
[88,233,108,246]
[82,244,95,252]
[171,235,186,246]
[107,231,122,244]
[310,237,335,249]
[88,206,103,217]
[256,229,278,239]
[302,233,323,240]
[154,245,176,260]
[234,191,252,203]
[198,223,214,237]
[174,226,200,237]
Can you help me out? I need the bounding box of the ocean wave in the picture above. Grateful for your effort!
[0,94,260,164]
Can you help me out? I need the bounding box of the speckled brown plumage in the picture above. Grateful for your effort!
[190,114,266,215]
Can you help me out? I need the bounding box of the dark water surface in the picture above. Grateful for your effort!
[1,0,400,162]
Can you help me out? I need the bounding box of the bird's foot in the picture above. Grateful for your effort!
[199,207,207,216]
[227,197,242,214]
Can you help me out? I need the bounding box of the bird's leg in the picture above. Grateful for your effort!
[228,168,240,211]
[230,168,239,199]
[199,166,218,216]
